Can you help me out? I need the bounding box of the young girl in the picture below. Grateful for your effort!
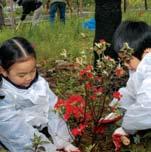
[110,21,151,136]
[0,37,80,152]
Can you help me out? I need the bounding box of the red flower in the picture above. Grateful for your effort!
[71,124,87,137]
[93,125,106,134]
[79,69,86,76]
[112,134,122,152]
[85,65,93,71]
[56,95,86,121]
[85,82,92,90]
[93,87,103,96]
[68,95,85,106]
[54,98,65,109]
[64,112,71,121]
[89,95,97,101]
[86,72,94,79]
[71,128,81,137]
[113,91,122,101]
[79,65,93,78]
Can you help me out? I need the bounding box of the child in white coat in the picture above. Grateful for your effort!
[0,37,80,152]
[110,21,151,137]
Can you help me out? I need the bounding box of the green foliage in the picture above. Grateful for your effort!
[31,133,49,152]
[85,144,96,152]
[0,0,6,7]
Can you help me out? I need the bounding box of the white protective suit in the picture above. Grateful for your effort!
[0,75,73,152]
[111,52,151,132]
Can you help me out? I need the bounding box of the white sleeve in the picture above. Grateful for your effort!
[122,54,151,131]
[47,110,73,149]
[46,82,58,109]
[45,80,73,148]
[0,103,35,152]
[122,75,151,131]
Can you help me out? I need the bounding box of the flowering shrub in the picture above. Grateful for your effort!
[55,40,127,151]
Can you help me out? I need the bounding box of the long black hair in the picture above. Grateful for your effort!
[113,20,151,60]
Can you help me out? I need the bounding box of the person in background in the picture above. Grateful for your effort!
[49,0,70,24]
[0,36,80,152]
[14,0,43,28]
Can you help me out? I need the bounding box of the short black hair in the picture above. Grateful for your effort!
[113,20,151,60]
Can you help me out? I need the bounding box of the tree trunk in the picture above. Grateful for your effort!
[79,0,83,15]
[123,0,127,12]
[9,0,15,28]
[144,0,148,10]
[0,0,4,28]
[94,0,122,66]
[76,0,83,16]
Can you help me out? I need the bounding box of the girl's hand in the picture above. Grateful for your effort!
[64,143,81,152]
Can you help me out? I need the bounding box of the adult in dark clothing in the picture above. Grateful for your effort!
[14,0,42,21]
[14,0,42,27]
[94,0,122,67]
[49,0,69,24]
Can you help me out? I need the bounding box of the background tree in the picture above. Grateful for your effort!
[144,0,148,10]
[94,0,122,67]
[0,0,4,29]
[9,0,16,28]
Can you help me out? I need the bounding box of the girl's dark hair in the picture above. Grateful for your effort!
[0,36,36,70]
[113,20,151,60]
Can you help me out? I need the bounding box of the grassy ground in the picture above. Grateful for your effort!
[1,9,151,64]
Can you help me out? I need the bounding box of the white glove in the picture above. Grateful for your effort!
[64,143,80,152]
[99,112,122,124]
[104,112,118,120]
[113,127,127,136]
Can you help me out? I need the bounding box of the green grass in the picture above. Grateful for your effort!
[0,16,94,63]
[1,10,151,64]
[123,10,151,24]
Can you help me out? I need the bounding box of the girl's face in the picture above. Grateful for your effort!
[2,57,37,87]
[122,56,140,71]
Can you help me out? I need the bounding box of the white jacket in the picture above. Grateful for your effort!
[0,75,73,152]
[111,53,151,132]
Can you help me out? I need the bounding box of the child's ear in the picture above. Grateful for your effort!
[0,66,8,77]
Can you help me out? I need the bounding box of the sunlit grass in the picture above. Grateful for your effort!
[1,9,151,64]
[0,15,94,63]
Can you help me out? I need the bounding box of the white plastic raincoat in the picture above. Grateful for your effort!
[112,53,151,132]
[0,75,73,152]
